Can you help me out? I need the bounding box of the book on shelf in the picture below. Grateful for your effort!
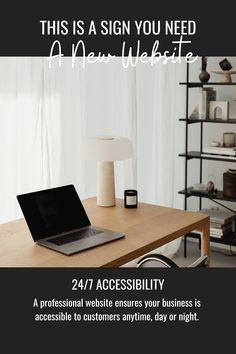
[195,227,232,238]
[202,146,236,156]
[210,229,232,238]
[211,221,232,229]
[199,208,235,225]
[198,87,216,120]
[200,153,236,160]
[196,209,235,238]
[210,224,232,237]
[210,232,224,239]
[211,223,233,232]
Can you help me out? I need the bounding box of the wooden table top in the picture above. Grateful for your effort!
[0,198,209,267]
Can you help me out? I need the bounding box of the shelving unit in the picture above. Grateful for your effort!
[179,63,236,257]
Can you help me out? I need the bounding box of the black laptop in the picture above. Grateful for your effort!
[17,184,125,255]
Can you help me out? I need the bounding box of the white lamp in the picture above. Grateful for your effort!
[80,136,133,207]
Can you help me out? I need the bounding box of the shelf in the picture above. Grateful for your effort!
[179,118,236,124]
[180,82,236,87]
[186,232,236,246]
[179,151,236,163]
[180,67,236,254]
[179,187,236,203]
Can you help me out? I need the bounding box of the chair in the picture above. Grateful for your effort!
[136,254,208,268]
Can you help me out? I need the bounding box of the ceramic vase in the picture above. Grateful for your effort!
[199,56,210,83]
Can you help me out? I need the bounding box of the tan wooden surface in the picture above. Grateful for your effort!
[0,198,210,267]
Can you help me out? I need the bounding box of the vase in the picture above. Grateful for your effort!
[199,70,210,83]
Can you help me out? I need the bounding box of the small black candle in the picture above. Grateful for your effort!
[124,189,138,208]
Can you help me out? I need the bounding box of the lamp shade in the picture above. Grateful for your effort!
[80,136,133,161]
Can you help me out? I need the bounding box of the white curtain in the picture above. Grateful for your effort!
[0,57,185,256]
[0,58,61,221]
[136,62,186,256]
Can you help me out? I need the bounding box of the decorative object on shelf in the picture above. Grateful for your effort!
[223,132,235,147]
[219,58,232,71]
[213,70,236,83]
[213,58,236,83]
[207,173,216,194]
[210,140,221,147]
[198,87,216,119]
[223,169,236,198]
[199,56,210,83]
[206,180,215,193]
[209,101,229,120]
[80,136,133,207]
[189,106,199,119]
[124,189,138,208]
[193,183,207,191]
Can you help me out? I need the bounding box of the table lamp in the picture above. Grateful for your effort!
[80,136,133,207]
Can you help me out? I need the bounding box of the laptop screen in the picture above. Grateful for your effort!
[17,185,91,241]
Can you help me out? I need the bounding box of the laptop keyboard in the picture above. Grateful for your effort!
[48,228,102,246]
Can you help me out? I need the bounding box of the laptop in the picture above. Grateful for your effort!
[16,184,125,255]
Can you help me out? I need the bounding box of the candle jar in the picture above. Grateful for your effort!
[223,132,235,147]
[124,189,138,208]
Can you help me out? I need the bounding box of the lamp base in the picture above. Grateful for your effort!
[97,161,115,207]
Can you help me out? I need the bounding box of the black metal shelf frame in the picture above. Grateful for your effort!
[179,118,236,124]
[180,82,236,87]
[179,188,236,213]
[180,64,236,257]
[179,151,236,163]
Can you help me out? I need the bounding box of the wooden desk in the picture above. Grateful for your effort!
[0,198,210,267]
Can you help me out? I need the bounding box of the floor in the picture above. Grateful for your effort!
[174,239,236,268]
